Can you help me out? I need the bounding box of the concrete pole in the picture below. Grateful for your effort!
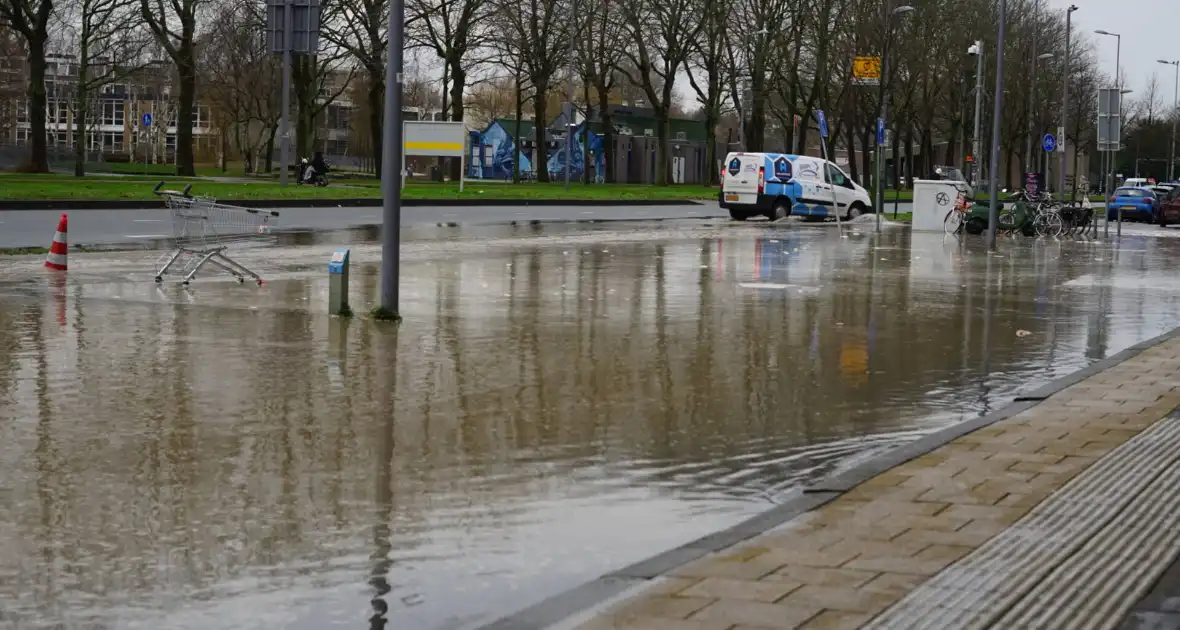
[1025,0,1039,173]
[379,0,404,316]
[1113,35,1121,238]
[1059,6,1076,197]
[1171,61,1179,181]
[564,0,577,190]
[986,0,1008,251]
[874,0,892,232]
[279,0,292,187]
[972,40,984,188]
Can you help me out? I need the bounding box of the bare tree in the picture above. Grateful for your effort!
[497,0,570,182]
[200,1,278,174]
[1,0,53,171]
[321,0,387,172]
[578,0,623,182]
[58,0,149,175]
[139,0,204,175]
[685,0,729,184]
[616,0,703,184]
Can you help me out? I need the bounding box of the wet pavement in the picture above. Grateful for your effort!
[2,219,1180,630]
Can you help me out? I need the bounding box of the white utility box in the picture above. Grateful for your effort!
[912,179,972,232]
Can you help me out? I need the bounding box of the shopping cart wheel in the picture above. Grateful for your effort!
[236,277,245,284]
[154,276,162,283]
[255,279,264,286]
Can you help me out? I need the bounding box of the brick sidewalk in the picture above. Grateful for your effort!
[569,337,1180,630]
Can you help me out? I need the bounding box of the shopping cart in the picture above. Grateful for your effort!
[152,182,280,285]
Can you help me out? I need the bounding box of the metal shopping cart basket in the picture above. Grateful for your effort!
[152,182,280,285]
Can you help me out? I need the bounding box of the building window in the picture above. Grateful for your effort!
[675,131,687,141]
[483,145,493,168]
[165,134,176,150]
[327,104,350,130]
[17,101,28,124]
[193,105,208,129]
[101,100,124,127]
[102,132,124,151]
[16,127,29,146]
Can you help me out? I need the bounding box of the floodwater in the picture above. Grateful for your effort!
[2,221,1180,630]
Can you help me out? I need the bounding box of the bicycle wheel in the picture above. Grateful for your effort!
[1034,212,1064,237]
[943,209,964,235]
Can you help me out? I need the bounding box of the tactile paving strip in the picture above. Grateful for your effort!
[865,410,1180,630]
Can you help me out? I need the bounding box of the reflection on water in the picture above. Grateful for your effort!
[2,226,1180,630]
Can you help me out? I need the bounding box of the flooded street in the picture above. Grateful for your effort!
[3,221,1180,629]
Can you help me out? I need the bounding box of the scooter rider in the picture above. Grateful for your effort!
[304,151,328,184]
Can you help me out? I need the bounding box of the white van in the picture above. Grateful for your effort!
[719,152,873,221]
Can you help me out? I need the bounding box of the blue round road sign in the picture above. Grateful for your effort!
[142,112,152,127]
[1042,133,1056,153]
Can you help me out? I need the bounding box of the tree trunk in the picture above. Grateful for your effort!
[265,124,277,173]
[73,59,88,177]
[654,111,669,186]
[24,37,49,172]
[513,71,523,184]
[582,80,591,184]
[890,127,900,189]
[596,85,615,183]
[533,78,550,182]
[219,128,228,171]
[448,61,466,182]
[175,46,197,176]
[367,64,384,175]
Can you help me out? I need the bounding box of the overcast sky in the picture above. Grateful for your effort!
[1048,0,1178,101]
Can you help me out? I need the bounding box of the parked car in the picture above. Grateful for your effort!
[1158,185,1180,227]
[1106,186,1158,222]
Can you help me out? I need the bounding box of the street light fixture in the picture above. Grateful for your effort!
[1159,59,1179,181]
[874,2,915,233]
[1059,5,1077,201]
[1095,29,1122,219]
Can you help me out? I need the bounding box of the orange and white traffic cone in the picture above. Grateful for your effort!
[45,214,68,271]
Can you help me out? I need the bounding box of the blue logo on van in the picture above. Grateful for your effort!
[727,158,741,176]
[773,156,791,179]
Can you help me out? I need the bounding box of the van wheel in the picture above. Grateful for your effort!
[770,198,790,221]
[729,209,752,221]
[846,203,865,220]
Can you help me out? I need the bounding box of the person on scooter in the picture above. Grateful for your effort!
[304,151,328,184]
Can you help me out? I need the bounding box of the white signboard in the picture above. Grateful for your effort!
[403,121,468,191]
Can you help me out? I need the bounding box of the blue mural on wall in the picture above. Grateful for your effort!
[545,125,605,179]
[469,121,532,180]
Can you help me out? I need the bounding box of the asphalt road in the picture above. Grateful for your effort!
[0,202,922,249]
[0,203,731,249]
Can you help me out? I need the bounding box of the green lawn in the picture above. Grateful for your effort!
[0,179,721,202]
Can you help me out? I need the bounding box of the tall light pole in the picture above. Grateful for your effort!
[378,0,406,318]
[985,0,1009,250]
[563,0,578,190]
[1059,5,1077,198]
[1159,59,1179,181]
[1024,0,1042,172]
[1035,52,1054,183]
[969,40,984,189]
[874,2,915,233]
[1095,29,1121,196]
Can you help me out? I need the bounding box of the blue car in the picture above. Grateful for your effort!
[1106,187,1158,222]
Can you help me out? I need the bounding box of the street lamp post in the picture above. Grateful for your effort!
[1035,52,1054,183]
[1159,59,1179,181]
[985,0,1009,250]
[969,41,984,189]
[1024,0,1042,172]
[1095,29,1121,200]
[1059,5,1077,198]
[378,0,406,317]
[874,2,915,233]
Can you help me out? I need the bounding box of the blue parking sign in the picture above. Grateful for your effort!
[817,110,829,138]
[142,112,152,127]
[877,119,885,145]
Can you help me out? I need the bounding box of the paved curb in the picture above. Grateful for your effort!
[477,324,1180,630]
[0,198,708,211]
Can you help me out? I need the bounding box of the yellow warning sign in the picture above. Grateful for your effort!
[852,56,881,85]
